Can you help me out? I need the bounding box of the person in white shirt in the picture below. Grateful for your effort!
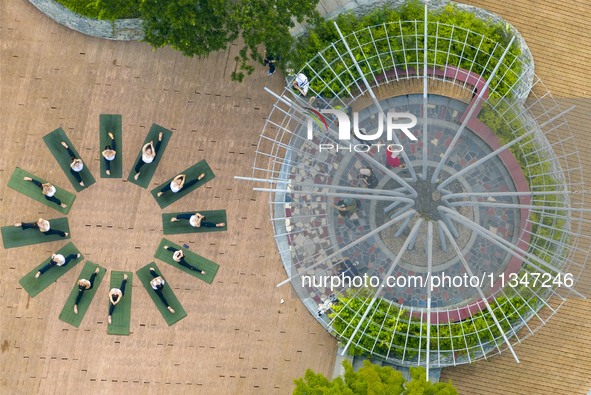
[163,245,206,275]
[101,132,117,175]
[108,274,128,324]
[60,141,85,186]
[14,218,69,237]
[74,267,100,314]
[292,73,309,96]
[170,212,225,228]
[156,172,205,197]
[23,176,67,208]
[35,252,81,278]
[149,267,175,313]
[133,131,163,180]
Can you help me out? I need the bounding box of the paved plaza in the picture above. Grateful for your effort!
[2,1,591,394]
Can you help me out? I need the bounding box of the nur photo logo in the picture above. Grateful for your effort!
[305,108,418,153]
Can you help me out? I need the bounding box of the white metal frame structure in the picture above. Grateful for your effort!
[238,3,589,373]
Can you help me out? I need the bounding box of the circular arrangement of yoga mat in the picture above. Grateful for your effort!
[4,115,228,335]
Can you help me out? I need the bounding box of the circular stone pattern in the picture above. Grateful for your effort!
[326,95,522,309]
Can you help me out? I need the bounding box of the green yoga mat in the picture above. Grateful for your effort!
[99,114,123,178]
[150,160,215,209]
[43,127,96,191]
[162,210,227,235]
[59,261,106,327]
[7,167,76,214]
[126,124,172,188]
[2,217,71,249]
[107,271,133,336]
[18,242,83,297]
[136,263,187,326]
[154,238,219,284]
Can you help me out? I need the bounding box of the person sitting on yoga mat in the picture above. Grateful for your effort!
[101,132,117,176]
[23,176,68,208]
[14,218,69,237]
[157,173,205,197]
[149,267,175,313]
[74,267,100,314]
[60,141,85,187]
[163,245,206,275]
[108,274,128,324]
[133,131,163,180]
[170,212,225,228]
[34,252,81,278]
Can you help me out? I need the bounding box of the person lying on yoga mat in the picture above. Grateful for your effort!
[133,131,163,180]
[23,176,68,208]
[102,132,117,175]
[149,267,175,313]
[156,173,205,197]
[60,141,85,187]
[74,267,100,314]
[35,252,81,278]
[163,245,206,275]
[108,274,128,324]
[14,218,69,237]
[170,213,225,228]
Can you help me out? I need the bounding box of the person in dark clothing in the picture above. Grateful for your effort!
[264,52,279,76]
[60,141,85,186]
[35,252,81,278]
[163,245,206,275]
[74,267,101,314]
[14,218,69,237]
[359,168,378,189]
[149,267,175,313]
[102,132,117,175]
[170,212,225,228]
[108,274,128,324]
[133,132,163,180]
[23,176,68,208]
[157,173,205,197]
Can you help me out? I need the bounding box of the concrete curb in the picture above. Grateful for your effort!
[28,0,144,41]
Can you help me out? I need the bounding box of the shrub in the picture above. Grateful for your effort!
[54,0,140,19]
[288,0,522,100]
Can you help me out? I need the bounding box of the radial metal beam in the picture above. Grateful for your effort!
[439,207,586,299]
[447,200,591,213]
[264,86,419,196]
[438,128,536,191]
[431,36,516,182]
[276,209,417,287]
[425,220,433,379]
[333,21,383,115]
[253,187,415,204]
[341,218,424,355]
[439,220,520,363]
[235,176,410,197]
[437,104,575,190]
[333,21,419,181]
[441,190,571,201]
[422,1,429,182]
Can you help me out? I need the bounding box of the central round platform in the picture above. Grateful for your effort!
[319,94,523,309]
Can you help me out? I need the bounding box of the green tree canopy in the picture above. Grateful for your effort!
[140,0,321,81]
[140,0,238,57]
[293,360,458,395]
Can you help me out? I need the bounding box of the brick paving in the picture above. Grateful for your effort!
[2,0,591,394]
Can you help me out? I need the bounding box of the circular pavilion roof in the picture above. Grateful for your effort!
[249,7,589,368]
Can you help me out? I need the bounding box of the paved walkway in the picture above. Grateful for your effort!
[0,1,336,393]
